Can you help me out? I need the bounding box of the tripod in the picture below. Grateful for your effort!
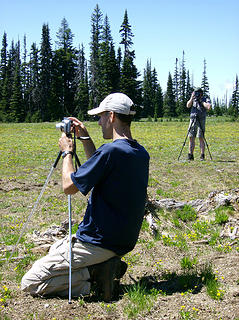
[9,131,81,304]
[178,115,212,161]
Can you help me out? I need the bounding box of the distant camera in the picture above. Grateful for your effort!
[194,90,203,101]
[195,91,201,98]
[56,117,72,135]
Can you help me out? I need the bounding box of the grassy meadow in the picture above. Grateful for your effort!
[0,118,238,320]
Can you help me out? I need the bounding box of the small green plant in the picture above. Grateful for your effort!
[100,302,117,313]
[205,279,224,300]
[0,284,12,308]
[200,263,224,300]
[162,234,188,251]
[172,217,181,228]
[123,282,159,318]
[179,310,194,320]
[175,205,197,222]
[208,229,220,246]
[214,207,229,225]
[192,220,211,236]
[180,256,198,270]
[122,251,141,271]
[78,296,85,306]
[179,307,199,320]
[71,223,79,234]
[141,219,150,232]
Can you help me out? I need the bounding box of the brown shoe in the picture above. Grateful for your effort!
[88,256,127,302]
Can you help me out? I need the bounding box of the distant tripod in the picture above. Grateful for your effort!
[178,115,212,161]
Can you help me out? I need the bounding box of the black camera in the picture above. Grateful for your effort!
[194,91,201,99]
[194,88,203,101]
[56,117,72,135]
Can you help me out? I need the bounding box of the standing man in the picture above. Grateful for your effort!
[186,87,211,160]
[21,93,150,301]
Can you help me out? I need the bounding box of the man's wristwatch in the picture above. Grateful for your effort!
[62,151,73,159]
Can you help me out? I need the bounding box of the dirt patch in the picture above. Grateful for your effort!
[0,178,59,192]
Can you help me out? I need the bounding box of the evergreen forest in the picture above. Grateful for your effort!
[0,5,238,123]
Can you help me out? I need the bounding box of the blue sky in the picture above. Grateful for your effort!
[1,0,238,102]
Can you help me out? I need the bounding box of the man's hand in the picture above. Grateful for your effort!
[59,133,74,152]
[68,117,96,159]
[68,117,90,139]
[187,91,195,108]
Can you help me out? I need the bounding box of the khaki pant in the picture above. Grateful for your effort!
[21,235,115,297]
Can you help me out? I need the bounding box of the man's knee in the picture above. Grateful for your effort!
[21,272,39,296]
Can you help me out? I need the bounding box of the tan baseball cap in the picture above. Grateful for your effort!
[88,93,136,115]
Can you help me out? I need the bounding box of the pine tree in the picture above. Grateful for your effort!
[109,42,120,92]
[155,81,163,119]
[176,51,187,116]
[163,72,175,117]
[51,18,77,119]
[119,10,133,55]
[21,35,28,113]
[119,10,141,109]
[89,4,103,108]
[186,70,193,103]
[117,47,122,71]
[142,60,162,119]
[142,59,153,118]
[152,68,163,120]
[3,41,18,121]
[99,15,119,99]
[56,17,74,50]
[173,58,179,102]
[9,62,24,122]
[213,98,222,116]
[74,44,89,119]
[26,42,40,121]
[229,75,239,117]
[0,32,8,120]
[201,58,210,98]
[39,23,52,121]
[8,41,24,122]
[0,32,8,87]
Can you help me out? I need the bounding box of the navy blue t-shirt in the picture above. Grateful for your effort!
[71,139,149,256]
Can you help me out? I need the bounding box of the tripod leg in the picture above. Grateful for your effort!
[178,118,195,161]
[74,153,81,168]
[197,117,213,160]
[9,151,63,261]
[68,195,72,304]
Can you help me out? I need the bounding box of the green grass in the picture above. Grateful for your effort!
[180,256,198,270]
[123,282,159,318]
[200,263,225,300]
[214,205,235,225]
[175,205,197,222]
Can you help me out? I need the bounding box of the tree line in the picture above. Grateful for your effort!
[0,5,238,123]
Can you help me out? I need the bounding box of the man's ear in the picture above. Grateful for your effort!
[109,111,116,123]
